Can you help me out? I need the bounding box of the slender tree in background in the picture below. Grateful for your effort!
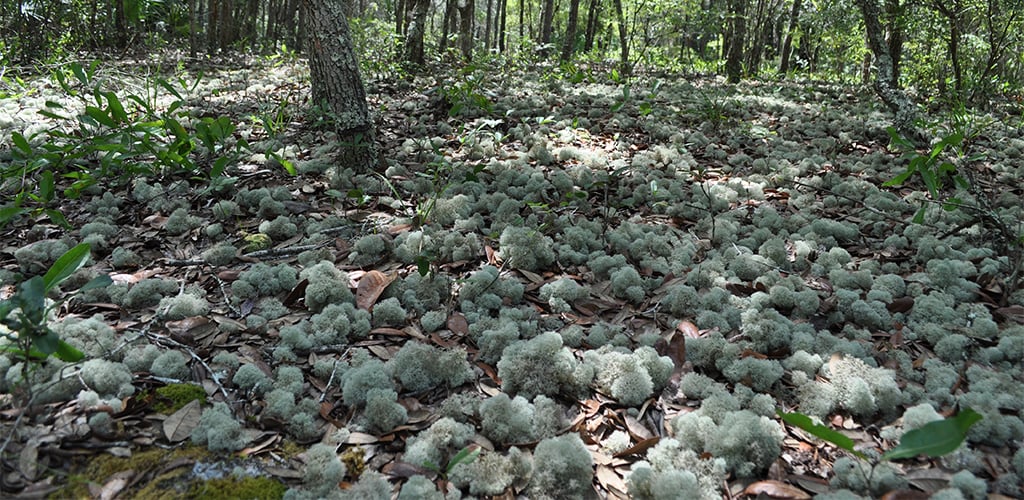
[562,0,582,61]
[403,0,430,66]
[779,0,802,73]
[540,0,555,56]
[725,0,747,83]
[856,0,916,132]
[612,0,629,75]
[459,0,475,60]
[302,0,378,172]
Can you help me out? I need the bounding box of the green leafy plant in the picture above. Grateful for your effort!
[422,444,481,481]
[779,408,982,461]
[0,243,112,376]
[883,128,969,223]
[1,62,247,228]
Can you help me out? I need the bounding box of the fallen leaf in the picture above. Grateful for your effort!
[447,312,469,334]
[879,490,930,500]
[99,470,134,500]
[995,305,1024,324]
[163,400,202,442]
[19,438,38,480]
[356,270,395,310]
[743,480,811,499]
[613,436,660,458]
[886,297,915,313]
[594,464,628,496]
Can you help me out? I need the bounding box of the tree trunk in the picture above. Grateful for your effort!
[458,0,474,60]
[612,0,628,76]
[540,0,555,57]
[403,0,430,66]
[440,0,455,53]
[725,0,747,83]
[856,0,916,133]
[497,0,507,52]
[561,0,581,61]
[932,0,963,98]
[584,0,601,52]
[778,0,801,73]
[303,0,378,173]
[883,0,903,87]
[484,0,493,51]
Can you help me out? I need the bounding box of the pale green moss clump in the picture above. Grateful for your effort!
[232,263,298,300]
[628,438,726,500]
[529,433,594,498]
[584,345,674,407]
[498,226,556,271]
[299,261,353,313]
[449,448,531,497]
[386,341,472,392]
[539,278,588,312]
[478,393,564,445]
[191,402,247,452]
[497,332,592,399]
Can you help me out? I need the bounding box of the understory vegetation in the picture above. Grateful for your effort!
[2,52,1024,498]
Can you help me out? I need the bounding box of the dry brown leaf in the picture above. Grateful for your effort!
[886,296,915,313]
[19,438,38,480]
[356,270,395,310]
[743,480,811,499]
[447,312,469,335]
[995,305,1024,324]
[99,470,134,500]
[613,436,660,458]
[346,432,379,444]
[879,490,931,500]
[163,399,202,442]
[677,320,700,338]
[594,464,628,497]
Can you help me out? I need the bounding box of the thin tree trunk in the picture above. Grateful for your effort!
[611,0,628,76]
[561,0,581,61]
[856,0,916,133]
[403,0,430,66]
[484,0,493,51]
[584,0,600,52]
[458,0,474,60]
[440,0,455,53]
[540,0,555,57]
[497,0,507,52]
[303,0,378,173]
[725,0,747,83]
[778,0,801,73]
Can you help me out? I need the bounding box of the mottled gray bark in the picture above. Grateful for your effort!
[303,0,378,172]
[725,0,747,83]
[403,0,430,66]
[856,0,917,134]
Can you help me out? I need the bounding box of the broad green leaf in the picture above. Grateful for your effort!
[43,243,92,292]
[11,131,31,155]
[156,78,184,100]
[778,411,867,460]
[80,274,112,292]
[446,445,480,473]
[53,339,85,362]
[912,204,927,224]
[70,62,89,86]
[32,330,61,355]
[44,209,71,230]
[103,91,128,123]
[943,198,962,211]
[84,106,116,128]
[0,206,27,227]
[279,158,295,175]
[882,409,982,461]
[39,170,55,202]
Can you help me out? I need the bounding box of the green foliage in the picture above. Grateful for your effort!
[423,444,481,479]
[884,128,968,222]
[0,243,111,373]
[779,408,982,461]
[1,62,248,228]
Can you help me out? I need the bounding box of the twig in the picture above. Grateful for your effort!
[242,241,331,260]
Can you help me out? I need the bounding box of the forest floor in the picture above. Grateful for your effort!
[1,52,1023,499]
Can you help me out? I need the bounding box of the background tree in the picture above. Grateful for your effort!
[302,0,378,173]
[856,0,916,132]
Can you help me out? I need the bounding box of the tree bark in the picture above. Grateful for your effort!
[725,0,747,83]
[540,0,555,57]
[612,0,629,76]
[856,0,916,133]
[458,0,475,60]
[584,0,601,52]
[403,0,430,66]
[303,0,378,173]
[778,0,801,73]
[561,0,581,61]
